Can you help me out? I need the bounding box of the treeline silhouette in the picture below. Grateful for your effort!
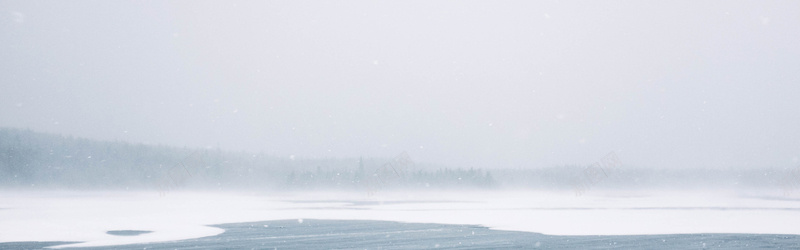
[0,128,497,191]
[1,128,794,192]
[284,166,496,190]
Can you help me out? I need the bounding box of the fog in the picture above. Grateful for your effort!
[2,1,800,248]
[2,1,798,169]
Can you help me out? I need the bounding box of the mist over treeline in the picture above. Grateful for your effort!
[0,128,496,191]
[0,127,794,192]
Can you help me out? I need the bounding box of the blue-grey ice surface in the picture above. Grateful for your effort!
[4,219,800,249]
[3,190,800,249]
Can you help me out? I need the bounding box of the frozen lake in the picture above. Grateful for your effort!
[7,219,800,249]
[2,189,800,248]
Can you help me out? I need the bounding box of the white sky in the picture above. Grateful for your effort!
[1,1,799,169]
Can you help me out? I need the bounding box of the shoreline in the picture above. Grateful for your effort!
[4,219,800,249]
[3,190,800,248]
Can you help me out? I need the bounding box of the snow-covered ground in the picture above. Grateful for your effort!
[1,189,799,248]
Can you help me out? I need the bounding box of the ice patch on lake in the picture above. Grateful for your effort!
[1,189,800,248]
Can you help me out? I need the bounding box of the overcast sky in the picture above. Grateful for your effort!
[1,1,799,169]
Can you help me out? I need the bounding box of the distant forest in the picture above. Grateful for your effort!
[0,128,495,192]
[0,128,795,194]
